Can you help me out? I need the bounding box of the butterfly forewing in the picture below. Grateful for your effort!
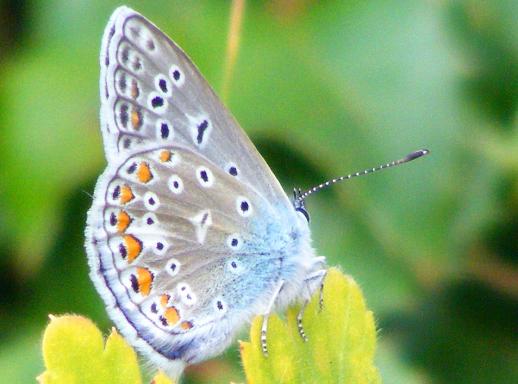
[100,6,289,206]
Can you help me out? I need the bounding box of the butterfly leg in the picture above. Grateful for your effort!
[261,279,285,357]
[296,301,309,342]
[297,268,327,342]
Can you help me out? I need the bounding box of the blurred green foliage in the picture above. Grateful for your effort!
[0,1,516,383]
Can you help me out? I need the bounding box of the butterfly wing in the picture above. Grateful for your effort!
[86,145,301,367]
[100,6,288,206]
[88,6,315,376]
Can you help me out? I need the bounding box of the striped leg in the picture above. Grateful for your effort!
[296,269,327,342]
[261,279,285,357]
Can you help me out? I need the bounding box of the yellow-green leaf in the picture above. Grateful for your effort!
[240,268,381,384]
[38,315,175,384]
[150,371,175,384]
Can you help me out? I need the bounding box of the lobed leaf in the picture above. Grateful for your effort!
[38,315,174,384]
[240,268,380,384]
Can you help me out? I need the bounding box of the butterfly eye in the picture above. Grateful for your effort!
[296,207,310,222]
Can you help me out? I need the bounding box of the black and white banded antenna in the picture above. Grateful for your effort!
[293,149,430,221]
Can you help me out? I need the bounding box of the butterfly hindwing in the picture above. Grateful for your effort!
[86,145,299,365]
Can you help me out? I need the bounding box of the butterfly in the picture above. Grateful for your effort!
[85,5,429,379]
[85,5,327,378]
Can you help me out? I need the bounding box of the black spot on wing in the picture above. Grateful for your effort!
[196,120,208,144]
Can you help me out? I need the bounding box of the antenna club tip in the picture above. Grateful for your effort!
[405,149,430,162]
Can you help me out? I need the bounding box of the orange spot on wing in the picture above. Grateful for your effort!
[164,306,180,325]
[131,79,139,99]
[136,267,153,296]
[160,294,170,307]
[137,162,153,183]
[159,150,171,163]
[120,185,134,204]
[131,109,142,130]
[180,321,193,330]
[116,211,131,232]
[123,235,142,262]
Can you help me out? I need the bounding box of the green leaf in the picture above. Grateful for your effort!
[38,315,174,384]
[240,268,380,384]
[150,371,176,384]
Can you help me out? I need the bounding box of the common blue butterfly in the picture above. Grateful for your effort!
[85,6,428,378]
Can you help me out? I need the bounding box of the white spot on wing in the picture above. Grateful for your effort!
[124,17,157,54]
[236,196,253,217]
[196,166,214,187]
[142,212,158,227]
[176,282,196,306]
[147,92,167,114]
[227,259,246,275]
[143,191,159,211]
[166,258,181,276]
[213,297,228,316]
[225,162,239,177]
[154,74,172,97]
[152,239,169,256]
[226,234,242,250]
[169,65,185,87]
[168,175,183,194]
[190,210,212,244]
[187,114,212,148]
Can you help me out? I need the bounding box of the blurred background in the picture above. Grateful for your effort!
[0,0,517,383]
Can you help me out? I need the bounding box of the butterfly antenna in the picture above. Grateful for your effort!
[297,149,430,202]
